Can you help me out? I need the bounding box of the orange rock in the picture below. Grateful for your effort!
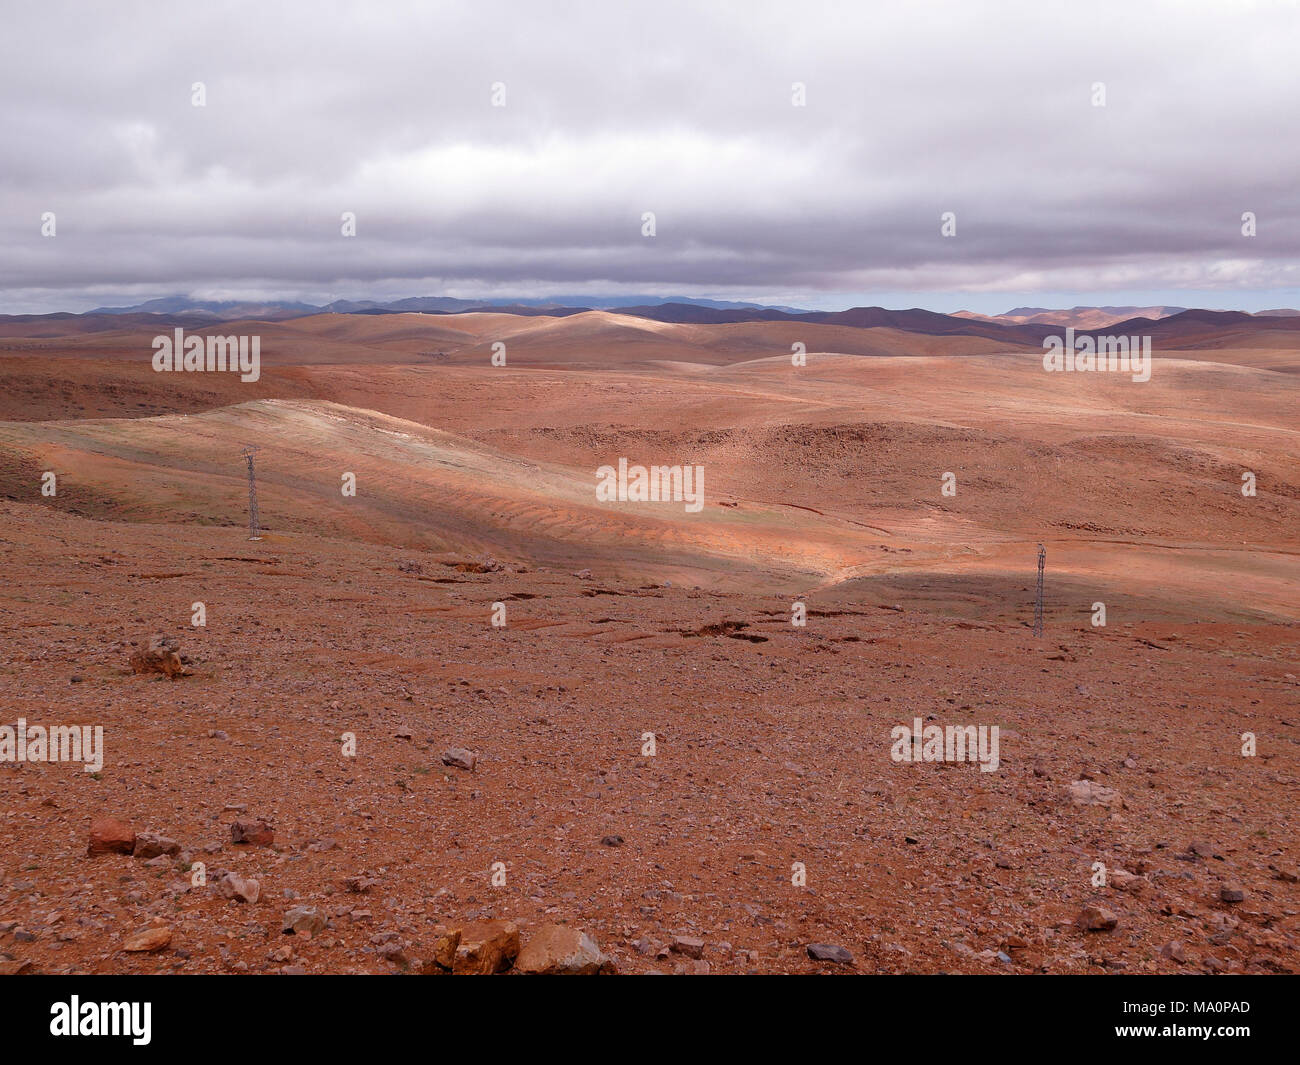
[431,927,461,970]
[231,819,275,846]
[128,635,188,678]
[515,924,615,974]
[88,816,135,856]
[452,920,519,974]
[123,925,172,952]
[1078,905,1119,932]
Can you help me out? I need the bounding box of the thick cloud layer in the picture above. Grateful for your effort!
[3,0,1298,312]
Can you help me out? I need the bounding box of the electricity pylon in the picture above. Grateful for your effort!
[241,445,262,541]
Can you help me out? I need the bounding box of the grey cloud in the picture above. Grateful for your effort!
[2,0,1298,313]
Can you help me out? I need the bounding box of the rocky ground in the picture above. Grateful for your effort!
[1,501,1296,974]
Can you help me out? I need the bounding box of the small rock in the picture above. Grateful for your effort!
[441,748,478,772]
[123,926,173,953]
[132,832,180,860]
[670,935,705,959]
[1109,869,1146,894]
[1220,884,1246,904]
[600,835,624,847]
[282,906,326,937]
[127,635,188,678]
[427,927,461,971]
[807,943,854,964]
[214,872,261,904]
[1078,905,1119,932]
[1068,780,1123,809]
[231,819,275,846]
[1160,940,1187,964]
[88,817,136,856]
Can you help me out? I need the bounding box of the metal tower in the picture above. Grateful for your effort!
[1033,542,1045,637]
[241,445,262,541]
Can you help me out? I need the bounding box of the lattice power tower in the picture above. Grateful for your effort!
[241,444,262,541]
[1033,542,1045,637]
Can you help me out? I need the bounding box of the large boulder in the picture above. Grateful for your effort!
[515,924,615,975]
[452,920,519,974]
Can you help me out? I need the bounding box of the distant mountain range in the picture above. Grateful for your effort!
[2,297,1296,349]
[77,295,1300,329]
[85,295,810,320]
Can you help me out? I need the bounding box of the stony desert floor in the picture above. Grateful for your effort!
[0,311,1296,974]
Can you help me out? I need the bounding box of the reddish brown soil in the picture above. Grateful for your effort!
[0,311,1296,974]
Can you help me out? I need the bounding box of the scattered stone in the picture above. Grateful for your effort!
[132,832,180,860]
[1078,905,1119,932]
[379,941,408,964]
[1067,780,1123,808]
[515,924,616,975]
[282,906,326,938]
[1109,869,1146,894]
[88,817,136,856]
[123,926,173,953]
[670,935,705,959]
[127,635,188,678]
[441,748,478,771]
[807,943,854,964]
[214,872,261,904]
[231,819,275,847]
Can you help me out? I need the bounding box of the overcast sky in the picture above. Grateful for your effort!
[3,0,1298,314]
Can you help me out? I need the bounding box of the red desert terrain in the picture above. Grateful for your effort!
[0,308,1296,974]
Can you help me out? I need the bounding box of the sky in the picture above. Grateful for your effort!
[2,0,1299,315]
